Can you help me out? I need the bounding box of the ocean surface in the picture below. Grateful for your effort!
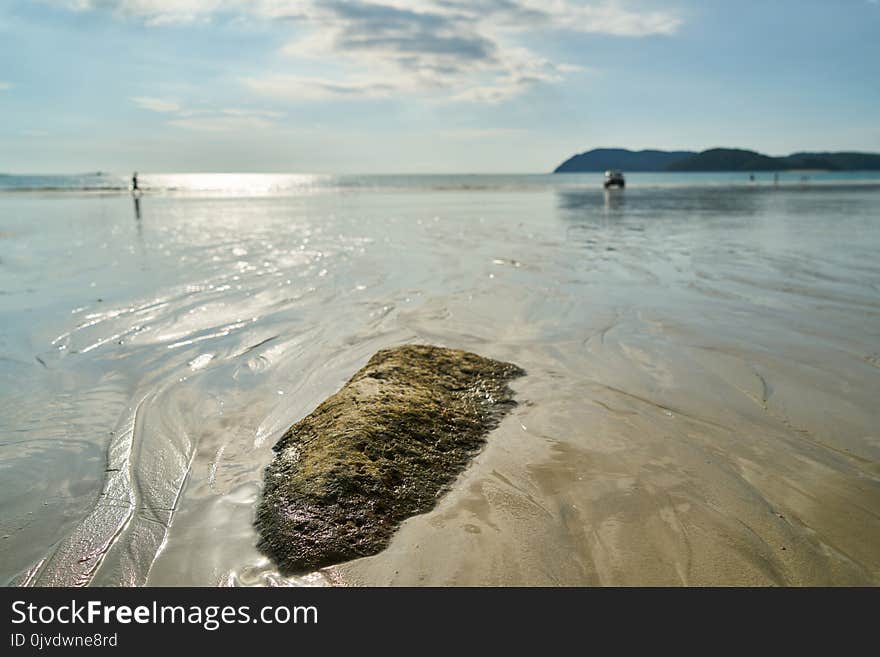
[1,172,879,586]
[3,170,880,194]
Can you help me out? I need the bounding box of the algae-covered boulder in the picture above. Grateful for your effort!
[255,344,525,573]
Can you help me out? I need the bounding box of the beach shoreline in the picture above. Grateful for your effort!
[2,177,878,586]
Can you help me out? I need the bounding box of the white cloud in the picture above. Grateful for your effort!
[54,0,244,26]
[60,1,684,103]
[534,0,682,36]
[243,74,397,101]
[167,115,276,131]
[131,96,180,112]
[220,108,285,118]
[129,95,282,131]
[60,0,681,36]
[0,81,11,91]
[264,1,678,103]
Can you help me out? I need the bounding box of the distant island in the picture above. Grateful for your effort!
[553,148,880,173]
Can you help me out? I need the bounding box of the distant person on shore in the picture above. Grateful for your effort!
[749,173,755,182]
[131,171,139,193]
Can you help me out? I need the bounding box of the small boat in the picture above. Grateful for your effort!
[604,170,625,189]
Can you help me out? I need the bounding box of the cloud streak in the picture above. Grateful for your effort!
[60,1,683,103]
[243,74,397,101]
[167,115,276,131]
[131,96,180,112]
[130,95,283,131]
[53,0,244,26]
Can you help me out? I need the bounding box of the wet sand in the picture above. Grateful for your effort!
[1,180,878,586]
[332,308,880,586]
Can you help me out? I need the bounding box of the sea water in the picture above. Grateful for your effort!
[1,173,879,585]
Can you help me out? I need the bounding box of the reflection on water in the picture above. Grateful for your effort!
[558,185,765,220]
[603,189,625,213]
[1,181,879,586]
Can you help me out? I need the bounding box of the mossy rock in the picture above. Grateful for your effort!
[255,344,525,573]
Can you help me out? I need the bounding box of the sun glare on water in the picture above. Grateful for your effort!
[141,173,330,196]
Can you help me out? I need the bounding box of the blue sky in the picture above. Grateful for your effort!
[1,0,878,173]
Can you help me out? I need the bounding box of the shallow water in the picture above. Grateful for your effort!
[1,175,879,586]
